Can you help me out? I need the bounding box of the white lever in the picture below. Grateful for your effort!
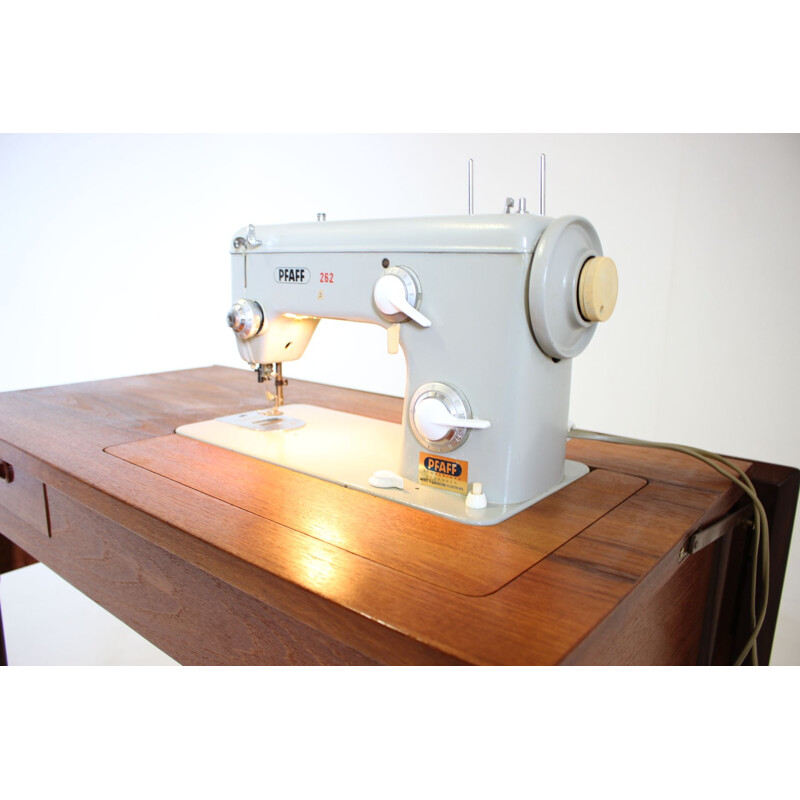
[386,323,401,354]
[373,274,432,327]
[414,396,490,441]
[368,470,404,490]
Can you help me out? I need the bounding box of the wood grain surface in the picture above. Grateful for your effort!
[40,487,382,666]
[108,433,645,595]
[0,365,789,665]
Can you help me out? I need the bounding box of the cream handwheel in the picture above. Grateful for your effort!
[578,256,618,322]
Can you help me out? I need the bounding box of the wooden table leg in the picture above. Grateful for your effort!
[710,462,799,664]
[1,533,38,667]
[0,576,7,667]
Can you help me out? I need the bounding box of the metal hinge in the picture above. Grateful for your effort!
[679,504,754,561]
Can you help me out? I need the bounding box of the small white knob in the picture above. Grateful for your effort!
[414,396,490,441]
[373,274,432,327]
[466,482,487,509]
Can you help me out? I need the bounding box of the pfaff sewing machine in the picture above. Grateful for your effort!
[177,193,618,525]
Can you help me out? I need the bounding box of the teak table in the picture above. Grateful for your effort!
[0,366,796,665]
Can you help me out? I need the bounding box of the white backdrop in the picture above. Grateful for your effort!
[1,133,798,663]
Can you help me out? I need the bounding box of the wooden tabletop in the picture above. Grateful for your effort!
[0,366,793,665]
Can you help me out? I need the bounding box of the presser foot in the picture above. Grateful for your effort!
[262,396,284,417]
[255,362,288,418]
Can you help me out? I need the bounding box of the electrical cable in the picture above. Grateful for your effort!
[568,427,769,666]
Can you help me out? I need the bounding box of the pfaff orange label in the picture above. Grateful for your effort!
[418,453,469,495]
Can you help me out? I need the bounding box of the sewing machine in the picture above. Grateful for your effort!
[177,211,617,525]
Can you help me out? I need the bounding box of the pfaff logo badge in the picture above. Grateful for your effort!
[423,457,462,477]
[275,268,310,284]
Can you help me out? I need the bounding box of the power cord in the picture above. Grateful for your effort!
[568,427,769,666]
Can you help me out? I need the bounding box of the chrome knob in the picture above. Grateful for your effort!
[227,299,264,340]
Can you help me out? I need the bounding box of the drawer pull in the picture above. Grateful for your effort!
[0,460,14,484]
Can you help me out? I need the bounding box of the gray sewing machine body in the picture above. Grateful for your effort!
[179,213,617,524]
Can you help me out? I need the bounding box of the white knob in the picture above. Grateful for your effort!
[373,274,431,327]
[413,396,490,441]
[466,482,487,510]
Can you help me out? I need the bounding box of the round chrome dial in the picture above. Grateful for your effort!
[410,382,486,453]
[374,266,424,324]
[227,299,264,340]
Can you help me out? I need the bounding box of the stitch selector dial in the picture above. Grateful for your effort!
[409,382,490,453]
[373,266,431,327]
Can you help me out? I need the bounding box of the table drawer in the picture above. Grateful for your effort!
[0,450,51,539]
